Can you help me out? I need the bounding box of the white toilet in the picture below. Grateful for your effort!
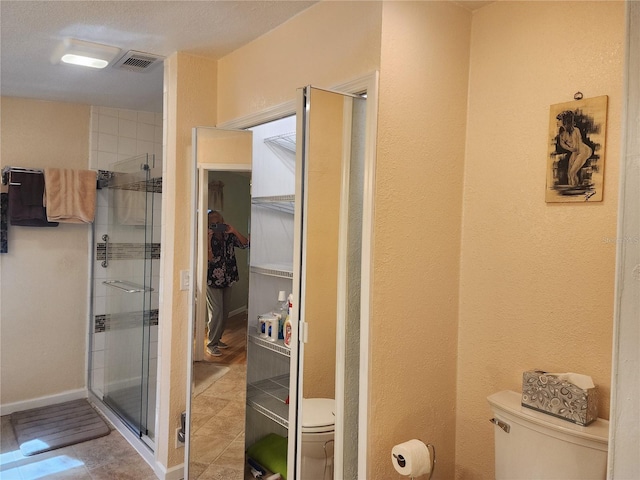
[488,390,609,480]
[301,398,335,480]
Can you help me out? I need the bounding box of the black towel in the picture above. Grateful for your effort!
[21,171,45,205]
[1,193,8,253]
[8,172,59,227]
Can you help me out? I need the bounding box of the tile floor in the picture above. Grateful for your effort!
[188,312,249,479]
[188,363,247,480]
[0,412,157,480]
[1,314,250,480]
[1,363,249,480]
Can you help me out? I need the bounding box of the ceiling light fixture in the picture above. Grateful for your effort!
[52,38,121,69]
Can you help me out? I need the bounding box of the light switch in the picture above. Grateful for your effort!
[180,270,190,291]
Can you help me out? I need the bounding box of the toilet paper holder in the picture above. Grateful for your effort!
[392,442,436,480]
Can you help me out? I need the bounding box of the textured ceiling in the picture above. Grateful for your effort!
[0,1,317,112]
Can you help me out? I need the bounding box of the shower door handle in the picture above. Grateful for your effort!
[101,234,109,268]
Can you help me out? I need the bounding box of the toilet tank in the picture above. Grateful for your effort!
[488,390,609,480]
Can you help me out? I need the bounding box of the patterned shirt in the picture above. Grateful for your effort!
[207,233,247,288]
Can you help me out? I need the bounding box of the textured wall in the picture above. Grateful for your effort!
[455,2,624,478]
[158,52,218,470]
[216,1,382,124]
[0,97,90,406]
[371,3,472,478]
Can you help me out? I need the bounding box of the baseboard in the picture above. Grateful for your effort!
[0,388,87,416]
[155,462,185,480]
[229,305,247,318]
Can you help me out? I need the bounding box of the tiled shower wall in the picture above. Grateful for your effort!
[88,107,163,434]
[90,106,163,171]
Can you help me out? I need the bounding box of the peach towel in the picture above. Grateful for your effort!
[44,168,96,223]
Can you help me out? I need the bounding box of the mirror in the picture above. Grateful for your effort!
[187,127,252,479]
[295,86,367,480]
[186,86,368,480]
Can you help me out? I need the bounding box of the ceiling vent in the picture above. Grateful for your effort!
[112,50,164,73]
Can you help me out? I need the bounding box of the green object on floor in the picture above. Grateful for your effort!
[247,432,288,479]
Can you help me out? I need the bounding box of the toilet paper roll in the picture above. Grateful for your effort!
[391,439,431,477]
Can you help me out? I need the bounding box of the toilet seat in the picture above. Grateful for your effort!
[301,398,335,434]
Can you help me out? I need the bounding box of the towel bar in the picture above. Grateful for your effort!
[103,280,153,293]
[1,166,44,186]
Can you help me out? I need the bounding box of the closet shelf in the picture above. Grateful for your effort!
[252,195,295,214]
[246,374,290,429]
[248,327,291,357]
[250,264,293,279]
[263,132,296,153]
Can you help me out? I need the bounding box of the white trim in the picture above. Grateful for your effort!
[228,305,248,318]
[608,3,639,479]
[333,93,356,479]
[288,88,306,480]
[185,127,199,475]
[196,162,252,172]
[357,70,379,480]
[154,461,186,480]
[217,73,375,131]
[193,164,208,363]
[1,388,87,416]
[218,102,295,130]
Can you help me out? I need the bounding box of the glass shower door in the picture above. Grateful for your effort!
[101,153,159,444]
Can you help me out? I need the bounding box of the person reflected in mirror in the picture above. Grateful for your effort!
[205,210,249,357]
[557,110,593,187]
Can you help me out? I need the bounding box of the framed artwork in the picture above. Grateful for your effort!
[546,95,608,202]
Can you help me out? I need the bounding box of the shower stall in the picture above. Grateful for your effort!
[89,153,162,450]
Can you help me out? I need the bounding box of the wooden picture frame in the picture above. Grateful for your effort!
[546,95,608,203]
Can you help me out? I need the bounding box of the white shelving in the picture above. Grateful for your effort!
[248,327,291,357]
[250,264,293,279]
[246,374,290,428]
[264,132,296,153]
[252,195,295,215]
[245,116,296,450]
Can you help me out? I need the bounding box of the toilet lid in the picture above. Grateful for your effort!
[301,398,335,433]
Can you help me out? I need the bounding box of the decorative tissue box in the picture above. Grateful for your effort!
[521,370,598,426]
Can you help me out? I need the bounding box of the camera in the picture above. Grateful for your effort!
[209,223,227,233]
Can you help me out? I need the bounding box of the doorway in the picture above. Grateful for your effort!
[190,168,251,478]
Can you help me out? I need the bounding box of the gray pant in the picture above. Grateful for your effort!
[206,286,231,348]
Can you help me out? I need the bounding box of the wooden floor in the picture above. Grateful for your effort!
[203,311,248,365]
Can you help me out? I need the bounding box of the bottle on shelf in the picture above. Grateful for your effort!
[273,290,288,339]
[283,293,293,348]
[266,316,278,342]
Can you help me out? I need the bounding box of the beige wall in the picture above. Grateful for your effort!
[158,52,217,470]
[0,2,626,477]
[371,2,472,478]
[455,2,624,478]
[217,1,472,477]
[216,1,382,123]
[0,97,90,406]
[163,0,624,477]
